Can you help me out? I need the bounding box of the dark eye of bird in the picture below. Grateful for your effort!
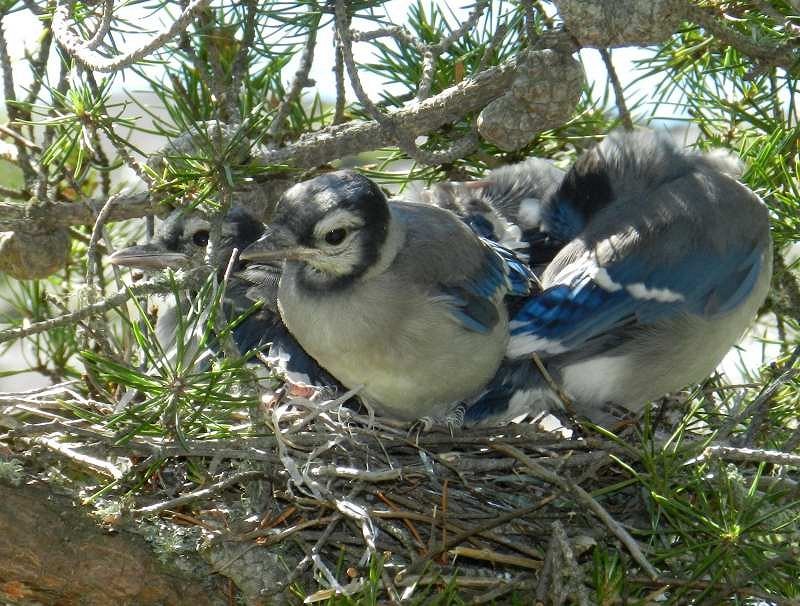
[193,230,210,247]
[324,228,347,245]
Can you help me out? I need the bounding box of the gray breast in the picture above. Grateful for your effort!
[278,260,508,421]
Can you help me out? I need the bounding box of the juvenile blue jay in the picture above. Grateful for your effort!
[109,207,332,387]
[469,130,773,425]
[240,171,533,423]
[419,157,566,271]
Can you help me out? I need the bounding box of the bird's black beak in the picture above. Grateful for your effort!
[240,225,314,263]
[108,242,191,270]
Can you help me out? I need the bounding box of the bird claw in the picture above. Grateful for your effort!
[408,404,466,439]
[409,416,435,438]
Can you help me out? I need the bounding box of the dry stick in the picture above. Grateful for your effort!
[493,443,659,580]
[0,381,83,404]
[399,496,557,581]
[333,41,347,125]
[226,515,339,546]
[699,445,800,467]
[534,528,556,604]
[0,185,26,199]
[85,190,126,288]
[27,436,124,479]
[628,575,800,606]
[599,48,634,131]
[371,511,426,556]
[334,0,478,165]
[551,521,591,606]
[2,47,535,223]
[471,574,536,605]
[0,191,154,231]
[686,4,798,72]
[400,573,536,590]
[430,0,489,54]
[371,492,547,560]
[257,41,554,167]
[352,25,421,47]
[0,123,41,151]
[130,469,267,517]
[230,0,258,100]
[416,0,490,103]
[269,514,344,598]
[531,354,576,417]
[266,12,318,145]
[717,344,800,443]
[35,60,70,203]
[375,491,425,550]
[84,0,114,50]
[0,272,197,344]
[450,546,541,571]
[52,0,212,73]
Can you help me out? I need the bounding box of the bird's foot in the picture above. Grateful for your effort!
[408,404,466,440]
[409,416,435,438]
[444,403,466,436]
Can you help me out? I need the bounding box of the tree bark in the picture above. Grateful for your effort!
[0,483,226,606]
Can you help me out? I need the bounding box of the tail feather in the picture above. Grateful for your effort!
[464,358,559,425]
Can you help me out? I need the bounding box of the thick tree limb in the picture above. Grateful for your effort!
[256,46,565,169]
[0,191,155,231]
[0,483,226,605]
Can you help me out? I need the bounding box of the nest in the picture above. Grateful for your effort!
[5,369,799,604]
[176,390,661,605]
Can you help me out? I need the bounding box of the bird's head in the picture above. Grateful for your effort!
[109,206,264,277]
[241,170,390,290]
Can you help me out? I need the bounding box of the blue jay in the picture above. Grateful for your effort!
[109,207,333,388]
[418,157,566,271]
[469,130,773,425]
[240,170,534,423]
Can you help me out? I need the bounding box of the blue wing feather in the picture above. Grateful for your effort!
[509,242,767,357]
[438,239,534,334]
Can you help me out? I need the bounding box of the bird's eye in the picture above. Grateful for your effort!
[324,228,347,245]
[193,230,210,247]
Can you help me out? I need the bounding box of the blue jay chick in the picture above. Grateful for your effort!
[488,130,772,425]
[419,158,566,270]
[240,170,533,424]
[109,207,332,388]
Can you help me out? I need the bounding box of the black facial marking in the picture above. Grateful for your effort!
[219,207,266,273]
[554,146,614,220]
[225,206,265,251]
[159,214,185,252]
[277,170,391,292]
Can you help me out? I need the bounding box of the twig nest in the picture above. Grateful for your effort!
[0,228,71,280]
[477,50,584,151]
[553,0,683,47]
